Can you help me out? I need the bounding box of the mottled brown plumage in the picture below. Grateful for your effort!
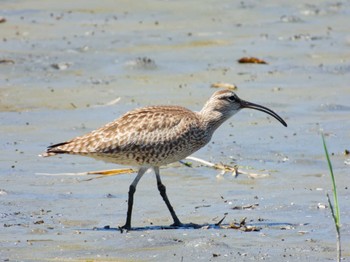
[42,89,287,230]
[44,106,208,166]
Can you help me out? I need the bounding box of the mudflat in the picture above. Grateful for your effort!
[1,1,349,261]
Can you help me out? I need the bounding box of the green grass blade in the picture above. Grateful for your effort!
[326,193,336,224]
[321,133,340,228]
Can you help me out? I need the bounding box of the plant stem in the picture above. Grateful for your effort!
[322,134,341,261]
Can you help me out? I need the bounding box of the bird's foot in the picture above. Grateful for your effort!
[170,222,183,227]
[118,224,131,233]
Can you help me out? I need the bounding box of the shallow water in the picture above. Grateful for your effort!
[1,0,349,261]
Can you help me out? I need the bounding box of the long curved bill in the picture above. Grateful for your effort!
[240,100,287,127]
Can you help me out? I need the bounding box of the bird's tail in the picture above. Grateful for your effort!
[39,142,71,157]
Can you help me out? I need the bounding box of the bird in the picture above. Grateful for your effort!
[41,89,287,230]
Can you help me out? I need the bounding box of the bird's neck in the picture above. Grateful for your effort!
[198,108,231,134]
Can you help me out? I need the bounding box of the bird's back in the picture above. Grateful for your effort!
[43,105,211,166]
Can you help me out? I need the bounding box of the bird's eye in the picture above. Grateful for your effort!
[227,95,237,101]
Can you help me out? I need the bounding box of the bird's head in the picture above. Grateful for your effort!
[202,89,287,127]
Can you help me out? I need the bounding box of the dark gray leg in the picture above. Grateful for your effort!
[121,167,148,230]
[154,167,182,226]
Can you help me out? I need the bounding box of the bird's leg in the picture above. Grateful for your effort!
[154,167,182,227]
[120,167,148,231]
[122,184,135,231]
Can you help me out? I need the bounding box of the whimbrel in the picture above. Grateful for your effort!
[42,90,287,230]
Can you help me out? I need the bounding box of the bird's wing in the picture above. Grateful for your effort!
[45,106,201,155]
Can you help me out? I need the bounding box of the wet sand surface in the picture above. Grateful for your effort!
[1,0,350,261]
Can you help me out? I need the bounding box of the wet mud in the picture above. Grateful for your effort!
[1,0,349,261]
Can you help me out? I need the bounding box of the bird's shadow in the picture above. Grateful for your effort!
[94,223,211,233]
[82,221,301,233]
